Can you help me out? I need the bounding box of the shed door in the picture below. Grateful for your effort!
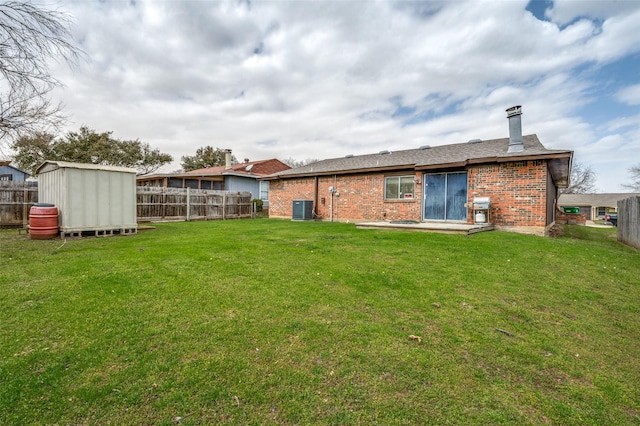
[424,172,468,221]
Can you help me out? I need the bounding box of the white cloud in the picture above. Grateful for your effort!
[22,0,635,191]
[616,84,640,106]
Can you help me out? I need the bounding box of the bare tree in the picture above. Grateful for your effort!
[282,157,320,168]
[560,162,596,194]
[622,164,640,192]
[0,1,81,142]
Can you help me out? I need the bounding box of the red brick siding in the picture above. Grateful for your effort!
[467,161,548,227]
[270,161,550,227]
[269,172,422,221]
[556,212,586,225]
[268,178,316,218]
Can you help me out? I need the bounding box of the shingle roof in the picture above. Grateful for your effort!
[558,193,640,207]
[187,158,290,177]
[266,134,572,179]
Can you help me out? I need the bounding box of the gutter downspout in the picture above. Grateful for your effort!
[329,189,333,223]
[313,176,319,219]
[330,175,337,222]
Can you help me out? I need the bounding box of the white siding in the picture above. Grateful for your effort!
[225,176,259,199]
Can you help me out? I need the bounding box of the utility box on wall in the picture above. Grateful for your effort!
[36,161,138,237]
[292,200,313,221]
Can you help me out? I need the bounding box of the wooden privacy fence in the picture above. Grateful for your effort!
[0,182,38,228]
[2,184,253,227]
[617,195,640,250]
[137,187,253,222]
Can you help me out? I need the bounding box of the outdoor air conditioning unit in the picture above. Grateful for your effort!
[292,200,314,221]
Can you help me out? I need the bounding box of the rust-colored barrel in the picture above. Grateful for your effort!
[29,204,59,240]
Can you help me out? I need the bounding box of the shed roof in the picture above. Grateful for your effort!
[558,193,640,208]
[264,134,573,186]
[36,161,137,175]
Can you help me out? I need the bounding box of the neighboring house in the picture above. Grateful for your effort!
[263,106,573,236]
[558,193,640,220]
[0,160,30,182]
[136,152,290,208]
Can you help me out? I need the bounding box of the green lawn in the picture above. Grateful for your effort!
[1,220,639,425]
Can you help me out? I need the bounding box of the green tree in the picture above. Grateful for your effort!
[622,164,640,192]
[181,146,237,172]
[10,126,173,175]
[53,126,112,164]
[136,141,175,175]
[10,131,56,173]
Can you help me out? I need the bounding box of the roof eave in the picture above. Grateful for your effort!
[222,172,261,179]
[263,151,573,181]
[263,164,418,180]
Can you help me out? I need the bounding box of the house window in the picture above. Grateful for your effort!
[596,207,606,217]
[185,179,199,189]
[0,174,12,181]
[259,181,269,201]
[385,176,415,200]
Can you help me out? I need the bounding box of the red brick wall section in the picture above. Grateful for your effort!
[269,172,423,221]
[555,212,587,225]
[268,178,316,219]
[270,161,550,227]
[467,161,548,227]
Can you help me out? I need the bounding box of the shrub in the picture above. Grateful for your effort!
[252,198,263,212]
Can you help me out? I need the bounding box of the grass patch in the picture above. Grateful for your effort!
[1,221,639,425]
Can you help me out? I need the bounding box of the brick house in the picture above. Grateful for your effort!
[263,107,573,235]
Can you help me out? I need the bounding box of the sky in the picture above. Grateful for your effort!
[40,0,640,191]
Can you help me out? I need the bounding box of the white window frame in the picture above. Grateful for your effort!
[384,175,415,200]
[259,181,269,201]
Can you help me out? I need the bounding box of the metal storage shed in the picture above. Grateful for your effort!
[36,161,138,237]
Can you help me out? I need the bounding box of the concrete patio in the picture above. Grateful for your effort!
[355,220,495,235]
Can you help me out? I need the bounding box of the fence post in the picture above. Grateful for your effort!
[617,196,640,250]
[205,191,209,221]
[186,187,191,221]
[23,185,28,228]
[222,193,227,220]
[162,187,166,220]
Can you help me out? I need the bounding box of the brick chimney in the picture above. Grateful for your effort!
[225,149,232,170]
